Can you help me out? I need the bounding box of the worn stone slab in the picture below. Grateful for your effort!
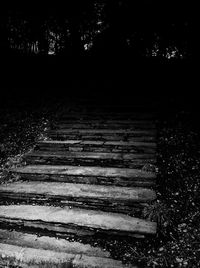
[48,133,156,142]
[37,140,156,148]
[36,140,156,154]
[38,140,83,145]
[57,119,155,124]
[38,140,156,146]
[60,112,155,120]
[0,205,157,235]
[53,122,156,130]
[0,229,110,258]
[0,181,156,214]
[11,165,156,187]
[12,165,156,179]
[48,129,156,136]
[24,151,156,168]
[0,243,135,268]
[25,151,155,160]
[0,181,156,202]
[26,151,155,159]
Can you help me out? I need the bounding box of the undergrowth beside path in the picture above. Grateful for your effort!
[0,96,61,183]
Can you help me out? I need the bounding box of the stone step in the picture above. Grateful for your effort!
[48,133,156,142]
[0,243,134,268]
[47,129,157,142]
[53,122,156,130]
[36,140,156,154]
[61,103,155,111]
[0,229,110,258]
[11,165,156,187]
[0,205,157,237]
[56,119,156,125]
[0,181,156,215]
[48,129,156,135]
[24,151,156,168]
[60,112,155,120]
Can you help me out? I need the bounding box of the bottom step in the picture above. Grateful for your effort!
[0,229,110,258]
[0,243,135,268]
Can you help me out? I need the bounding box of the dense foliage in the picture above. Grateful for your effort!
[0,1,193,58]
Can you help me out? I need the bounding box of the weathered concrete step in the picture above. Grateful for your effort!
[25,151,155,160]
[37,140,157,146]
[60,112,155,120]
[0,205,157,237]
[48,133,156,142]
[11,165,156,187]
[56,119,156,125]
[0,181,156,214]
[53,122,156,130]
[48,129,156,136]
[11,165,157,178]
[0,243,134,268]
[24,151,156,168]
[24,158,155,169]
[61,109,155,116]
[62,103,155,111]
[36,140,156,154]
[0,229,110,258]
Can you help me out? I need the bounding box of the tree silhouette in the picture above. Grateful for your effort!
[0,1,193,59]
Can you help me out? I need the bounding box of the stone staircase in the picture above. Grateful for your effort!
[0,100,157,267]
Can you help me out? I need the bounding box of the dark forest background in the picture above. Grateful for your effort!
[0,1,196,107]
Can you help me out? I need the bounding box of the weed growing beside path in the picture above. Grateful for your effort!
[0,96,61,184]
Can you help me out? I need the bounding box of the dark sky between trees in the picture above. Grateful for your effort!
[0,1,194,60]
